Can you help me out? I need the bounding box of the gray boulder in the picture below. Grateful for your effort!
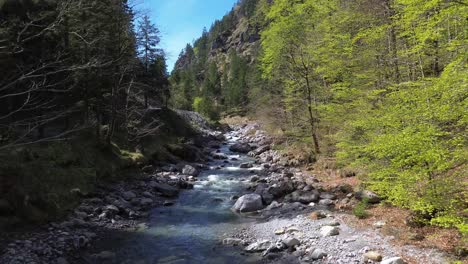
[229,143,252,153]
[240,162,253,169]
[268,181,295,198]
[311,249,327,260]
[244,240,272,252]
[150,182,179,197]
[355,190,381,204]
[182,165,199,176]
[232,194,264,213]
[282,237,300,248]
[251,145,270,156]
[320,226,339,237]
[122,191,137,200]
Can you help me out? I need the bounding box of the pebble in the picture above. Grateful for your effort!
[310,248,327,260]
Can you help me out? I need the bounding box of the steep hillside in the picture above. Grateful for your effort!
[170,0,265,118]
[169,0,467,241]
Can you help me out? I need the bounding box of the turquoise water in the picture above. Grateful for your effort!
[86,139,262,264]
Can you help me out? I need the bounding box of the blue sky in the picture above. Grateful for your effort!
[136,0,239,72]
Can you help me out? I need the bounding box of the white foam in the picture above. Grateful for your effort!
[207,175,220,181]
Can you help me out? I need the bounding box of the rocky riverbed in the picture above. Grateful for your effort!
[221,123,450,264]
[0,122,452,264]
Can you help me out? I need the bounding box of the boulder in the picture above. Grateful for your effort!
[139,198,153,207]
[104,205,119,214]
[150,182,179,197]
[229,143,252,153]
[222,238,244,246]
[311,249,327,260]
[122,191,137,200]
[211,152,228,160]
[244,240,272,252]
[232,194,264,213]
[182,165,199,176]
[282,237,300,248]
[363,251,382,262]
[318,199,334,206]
[268,181,295,198]
[320,226,339,237]
[251,145,270,156]
[355,190,381,204]
[240,162,253,169]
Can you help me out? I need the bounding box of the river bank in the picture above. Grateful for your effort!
[0,121,458,264]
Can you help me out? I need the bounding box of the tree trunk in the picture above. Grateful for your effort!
[305,75,320,154]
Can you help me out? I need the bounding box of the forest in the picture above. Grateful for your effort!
[171,0,467,233]
[0,0,466,262]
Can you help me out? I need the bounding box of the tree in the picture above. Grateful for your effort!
[137,15,162,108]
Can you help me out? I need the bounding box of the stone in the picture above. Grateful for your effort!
[70,188,83,196]
[320,192,336,200]
[240,162,254,169]
[268,181,295,198]
[274,228,285,235]
[251,145,270,156]
[363,251,383,262]
[381,257,407,264]
[105,205,119,214]
[282,237,300,248]
[141,165,154,173]
[250,175,260,182]
[163,201,174,206]
[320,226,339,237]
[182,165,199,176]
[222,238,243,246]
[151,182,179,197]
[244,240,272,252]
[318,199,334,206]
[309,211,326,220]
[74,210,88,219]
[325,220,340,226]
[229,143,252,153]
[265,201,281,210]
[311,248,327,260]
[122,191,137,200]
[260,192,274,205]
[232,194,264,213]
[355,190,381,204]
[373,221,386,228]
[140,198,153,207]
[212,152,228,159]
[142,191,153,198]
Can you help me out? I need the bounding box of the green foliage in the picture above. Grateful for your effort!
[170,0,467,233]
[192,96,220,121]
[353,198,370,219]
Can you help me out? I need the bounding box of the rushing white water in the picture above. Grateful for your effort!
[86,138,262,264]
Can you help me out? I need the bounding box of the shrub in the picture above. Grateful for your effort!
[353,198,370,219]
